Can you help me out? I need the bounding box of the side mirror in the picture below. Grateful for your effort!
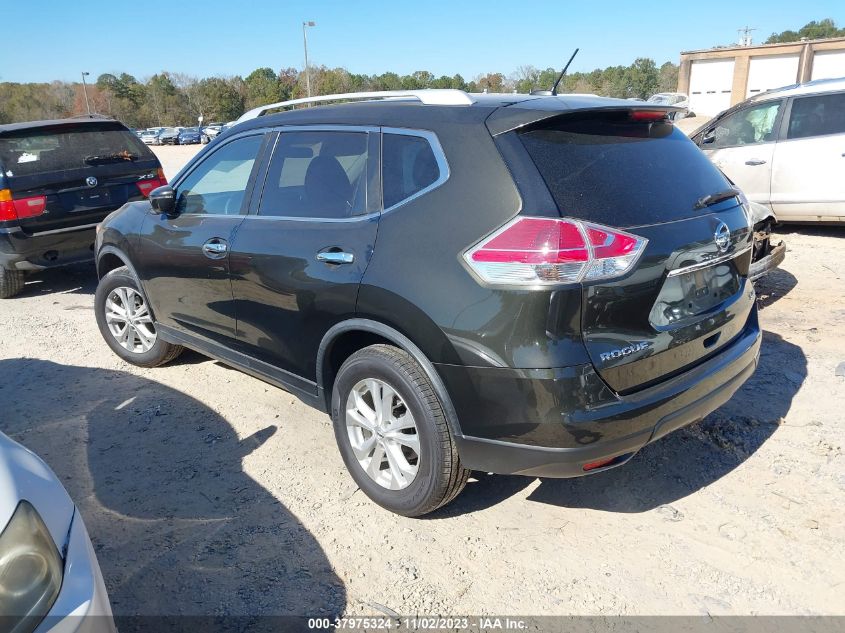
[149,185,177,216]
[701,130,716,145]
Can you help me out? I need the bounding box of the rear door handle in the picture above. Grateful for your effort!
[745,159,767,166]
[316,250,354,265]
[202,238,228,259]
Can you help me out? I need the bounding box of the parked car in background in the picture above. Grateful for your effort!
[0,431,115,632]
[691,77,845,224]
[177,127,208,145]
[218,120,238,135]
[157,127,183,145]
[0,117,166,298]
[648,92,692,119]
[140,128,162,145]
[202,124,223,139]
[93,89,760,516]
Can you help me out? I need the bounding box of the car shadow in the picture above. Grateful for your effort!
[754,267,798,310]
[16,262,98,297]
[777,224,845,239]
[0,359,345,628]
[434,330,803,517]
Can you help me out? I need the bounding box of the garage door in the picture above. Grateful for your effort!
[811,50,845,80]
[746,54,800,98]
[689,59,735,116]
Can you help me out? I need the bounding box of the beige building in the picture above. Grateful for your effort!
[677,37,845,116]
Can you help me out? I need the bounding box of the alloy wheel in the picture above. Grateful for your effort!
[104,286,157,353]
[345,378,420,490]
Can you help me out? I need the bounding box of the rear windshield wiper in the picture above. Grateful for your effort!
[84,151,138,165]
[694,189,738,210]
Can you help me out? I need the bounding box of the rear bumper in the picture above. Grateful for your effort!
[444,309,761,478]
[749,240,786,281]
[0,226,96,270]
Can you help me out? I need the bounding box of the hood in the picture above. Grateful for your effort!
[0,432,75,549]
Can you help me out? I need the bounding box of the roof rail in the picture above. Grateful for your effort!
[236,89,475,123]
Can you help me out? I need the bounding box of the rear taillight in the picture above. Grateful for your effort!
[0,188,47,221]
[464,216,647,285]
[136,169,167,198]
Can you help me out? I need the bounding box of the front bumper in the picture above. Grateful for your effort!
[35,510,115,633]
[444,310,761,478]
[0,226,96,271]
[749,240,786,281]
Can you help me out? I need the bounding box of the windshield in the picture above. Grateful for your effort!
[0,124,155,177]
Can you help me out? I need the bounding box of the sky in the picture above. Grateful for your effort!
[3,0,844,83]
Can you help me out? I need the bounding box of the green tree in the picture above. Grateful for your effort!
[628,58,659,99]
[244,67,281,110]
[372,72,401,91]
[196,77,244,121]
[657,62,679,93]
[766,18,845,43]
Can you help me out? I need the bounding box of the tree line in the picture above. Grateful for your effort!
[0,59,679,128]
[765,18,844,44]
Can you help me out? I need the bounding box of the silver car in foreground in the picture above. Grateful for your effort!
[691,77,845,223]
[0,432,114,633]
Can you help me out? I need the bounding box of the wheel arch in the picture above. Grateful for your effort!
[317,319,465,439]
[96,245,140,281]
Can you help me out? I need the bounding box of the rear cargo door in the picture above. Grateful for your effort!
[517,111,755,393]
[0,122,162,234]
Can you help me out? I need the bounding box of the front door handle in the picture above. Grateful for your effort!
[745,159,767,166]
[316,250,354,265]
[202,238,228,259]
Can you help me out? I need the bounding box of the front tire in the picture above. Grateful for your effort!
[95,266,183,367]
[331,344,469,517]
[0,268,25,299]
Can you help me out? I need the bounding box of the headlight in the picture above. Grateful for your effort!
[0,502,63,633]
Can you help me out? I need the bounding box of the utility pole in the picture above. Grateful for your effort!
[738,26,756,47]
[81,71,91,115]
[302,21,316,103]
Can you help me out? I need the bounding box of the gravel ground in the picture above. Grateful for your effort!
[0,144,843,619]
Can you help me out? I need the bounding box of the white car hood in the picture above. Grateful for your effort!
[0,432,75,549]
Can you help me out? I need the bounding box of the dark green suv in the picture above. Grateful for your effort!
[93,90,761,516]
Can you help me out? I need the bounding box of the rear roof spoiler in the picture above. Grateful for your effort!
[486,99,684,136]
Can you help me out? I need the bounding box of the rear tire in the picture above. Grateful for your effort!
[95,266,183,367]
[331,344,469,517]
[0,268,25,299]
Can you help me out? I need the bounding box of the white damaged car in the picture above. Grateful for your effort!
[0,432,114,633]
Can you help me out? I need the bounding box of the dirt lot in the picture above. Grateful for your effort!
[0,144,843,619]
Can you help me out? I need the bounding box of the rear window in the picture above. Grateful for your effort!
[0,123,155,178]
[383,133,441,208]
[517,113,732,227]
[787,92,845,139]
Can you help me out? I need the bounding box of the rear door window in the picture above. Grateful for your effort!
[518,112,732,227]
[787,92,845,139]
[382,133,441,208]
[0,123,155,178]
[259,130,369,219]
